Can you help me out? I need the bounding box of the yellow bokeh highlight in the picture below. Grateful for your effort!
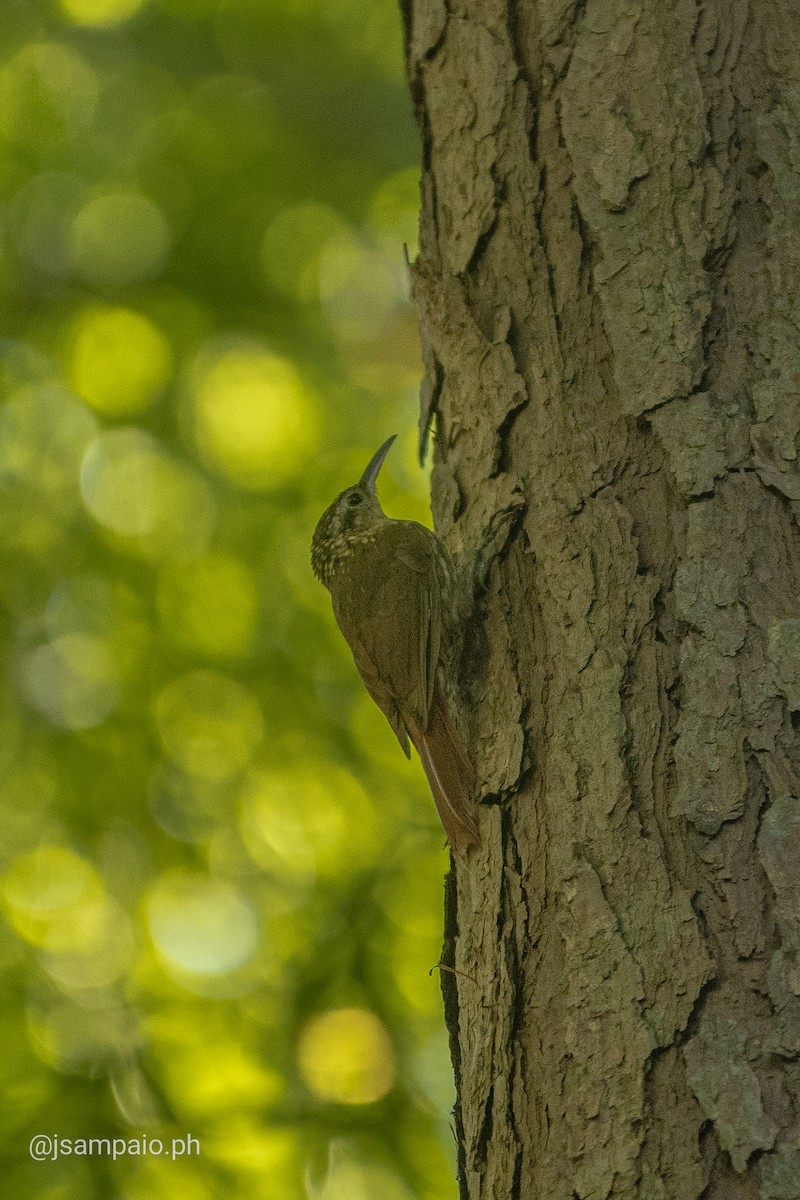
[155,670,264,781]
[67,306,173,416]
[149,1007,284,1117]
[189,343,318,490]
[147,871,258,976]
[60,0,147,25]
[239,763,376,881]
[80,428,216,559]
[297,1008,395,1105]
[3,845,108,953]
[206,1118,298,1179]
[118,1157,215,1200]
[157,553,258,660]
[182,1044,283,1116]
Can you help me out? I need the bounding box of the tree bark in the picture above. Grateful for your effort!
[400,1,800,1197]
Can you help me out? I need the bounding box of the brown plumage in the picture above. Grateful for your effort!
[311,436,479,857]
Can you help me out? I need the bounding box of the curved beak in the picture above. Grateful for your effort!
[359,434,397,492]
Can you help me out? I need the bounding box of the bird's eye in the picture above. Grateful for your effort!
[347,493,363,507]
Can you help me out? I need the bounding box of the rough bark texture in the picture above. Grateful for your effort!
[400,1,800,1197]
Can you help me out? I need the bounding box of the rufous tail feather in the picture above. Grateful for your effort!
[408,686,479,858]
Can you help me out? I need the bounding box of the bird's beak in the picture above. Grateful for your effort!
[359,434,397,492]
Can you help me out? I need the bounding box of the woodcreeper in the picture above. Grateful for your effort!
[311,436,479,856]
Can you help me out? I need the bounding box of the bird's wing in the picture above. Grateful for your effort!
[393,530,440,722]
[331,522,440,744]
[335,620,411,757]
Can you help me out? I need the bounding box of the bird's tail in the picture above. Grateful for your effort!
[409,685,479,858]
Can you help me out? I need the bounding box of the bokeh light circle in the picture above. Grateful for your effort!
[318,231,406,344]
[0,381,98,511]
[188,341,319,490]
[22,634,120,730]
[0,43,98,150]
[239,764,376,880]
[147,871,258,976]
[70,189,170,288]
[298,1008,396,1105]
[80,427,216,559]
[2,845,113,954]
[67,305,173,416]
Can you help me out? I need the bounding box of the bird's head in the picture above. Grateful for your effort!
[311,435,396,588]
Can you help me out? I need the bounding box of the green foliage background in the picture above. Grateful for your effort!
[0,1,458,1196]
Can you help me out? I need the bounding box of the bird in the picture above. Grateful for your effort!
[311,435,479,857]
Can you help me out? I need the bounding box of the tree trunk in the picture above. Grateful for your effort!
[400,1,800,1196]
